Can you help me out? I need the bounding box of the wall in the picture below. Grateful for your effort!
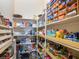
[14,0,45,19]
[0,0,48,19]
[0,0,14,18]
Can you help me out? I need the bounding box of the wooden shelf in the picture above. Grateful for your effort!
[38,35,45,38]
[13,18,34,21]
[47,36,79,51]
[38,35,79,51]
[10,55,15,59]
[38,43,44,48]
[13,34,36,37]
[0,35,12,41]
[38,49,40,53]
[46,49,58,59]
[38,25,45,29]
[0,30,11,34]
[0,25,8,28]
[46,49,68,59]
[13,35,26,36]
[38,49,41,55]
[13,27,26,29]
[19,51,30,54]
[46,15,79,26]
[0,39,12,54]
[0,25,12,29]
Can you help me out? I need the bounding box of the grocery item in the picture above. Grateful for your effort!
[53,50,59,56]
[58,15,65,20]
[24,21,29,27]
[47,0,78,24]
[59,2,66,10]
[5,52,10,59]
[14,21,17,28]
[59,9,66,15]
[66,32,79,42]
[52,29,56,37]
[46,55,51,59]
[67,3,77,11]
[74,32,79,42]
[47,30,53,36]
[56,29,64,39]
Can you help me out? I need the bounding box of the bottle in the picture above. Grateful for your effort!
[74,32,79,42]
[14,21,17,28]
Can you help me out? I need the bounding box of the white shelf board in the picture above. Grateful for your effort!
[38,25,45,29]
[37,50,40,54]
[38,43,44,48]
[13,18,34,21]
[0,25,8,28]
[46,49,57,59]
[20,42,32,45]
[10,55,14,59]
[0,30,11,34]
[47,15,79,26]
[13,34,28,36]
[13,27,26,29]
[0,35,12,41]
[13,34,36,37]
[32,25,37,28]
[47,36,79,51]
[0,39,12,54]
[32,27,37,29]
[38,35,79,51]
[19,51,30,54]
[0,24,12,29]
[10,54,16,59]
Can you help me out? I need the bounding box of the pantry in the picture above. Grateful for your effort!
[0,0,79,59]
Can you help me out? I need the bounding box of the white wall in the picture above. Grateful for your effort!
[0,0,14,18]
[14,0,45,19]
[0,0,48,19]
